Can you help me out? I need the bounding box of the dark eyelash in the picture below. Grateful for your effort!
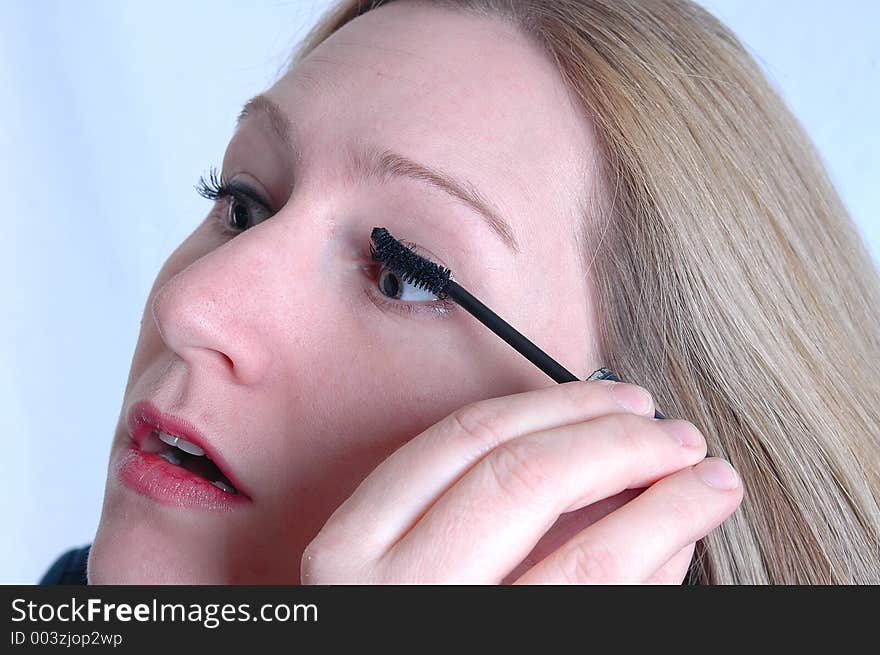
[195,165,271,208]
[195,165,273,236]
[195,165,231,202]
[367,250,455,318]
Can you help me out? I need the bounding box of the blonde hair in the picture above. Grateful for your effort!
[285,0,880,583]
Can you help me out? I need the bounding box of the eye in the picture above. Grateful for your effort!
[368,240,454,318]
[376,265,440,302]
[195,166,275,235]
[221,191,274,233]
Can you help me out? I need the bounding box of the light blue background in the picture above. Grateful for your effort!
[1,1,877,583]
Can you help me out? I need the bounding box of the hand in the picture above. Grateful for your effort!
[301,380,743,584]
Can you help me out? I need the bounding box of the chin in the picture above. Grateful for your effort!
[89,487,299,584]
[89,518,233,584]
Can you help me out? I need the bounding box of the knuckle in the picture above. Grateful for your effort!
[598,412,645,452]
[597,412,681,463]
[449,401,509,453]
[561,544,620,584]
[484,438,553,500]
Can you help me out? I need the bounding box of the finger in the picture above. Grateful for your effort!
[319,380,657,552]
[644,542,696,585]
[500,489,644,584]
[514,458,742,584]
[382,415,707,582]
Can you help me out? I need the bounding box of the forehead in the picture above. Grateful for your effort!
[267,1,597,260]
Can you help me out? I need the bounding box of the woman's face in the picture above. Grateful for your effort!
[90,2,604,583]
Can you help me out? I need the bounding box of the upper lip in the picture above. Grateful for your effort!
[126,399,249,497]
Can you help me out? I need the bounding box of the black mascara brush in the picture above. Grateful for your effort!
[370,227,666,420]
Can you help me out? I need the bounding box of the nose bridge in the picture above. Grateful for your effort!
[151,225,283,385]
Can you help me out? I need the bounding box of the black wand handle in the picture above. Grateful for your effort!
[445,281,666,420]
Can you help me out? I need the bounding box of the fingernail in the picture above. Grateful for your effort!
[610,383,652,414]
[657,419,704,448]
[695,458,740,490]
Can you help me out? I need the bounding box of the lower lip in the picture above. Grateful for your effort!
[114,443,250,512]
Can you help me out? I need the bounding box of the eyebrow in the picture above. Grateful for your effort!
[236,94,520,253]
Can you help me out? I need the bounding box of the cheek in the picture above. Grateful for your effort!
[256,331,514,520]
[290,285,562,485]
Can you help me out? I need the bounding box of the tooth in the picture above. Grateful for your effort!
[157,430,205,456]
[174,438,205,456]
[157,431,178,447]
[212,480,236,494]
[160,450,182,466]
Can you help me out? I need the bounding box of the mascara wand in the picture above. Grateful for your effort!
[370,227,666,420]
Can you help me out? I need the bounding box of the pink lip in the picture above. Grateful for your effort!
[115,400,251,511]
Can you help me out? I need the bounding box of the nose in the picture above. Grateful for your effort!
[150,228,278,386]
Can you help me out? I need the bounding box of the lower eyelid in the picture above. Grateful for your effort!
[362,285,453,319]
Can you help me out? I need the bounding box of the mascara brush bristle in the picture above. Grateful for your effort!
[370,227,453,297]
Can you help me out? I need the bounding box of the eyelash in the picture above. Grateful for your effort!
[195,166,272,237]
[366,253,454,317]
[194,166,454,318]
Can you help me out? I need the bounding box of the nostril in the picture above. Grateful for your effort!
[208,349,235,374]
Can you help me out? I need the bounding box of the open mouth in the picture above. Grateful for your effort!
[141,429,238,494]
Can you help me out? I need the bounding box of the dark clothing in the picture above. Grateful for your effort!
[39,545,90,585]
